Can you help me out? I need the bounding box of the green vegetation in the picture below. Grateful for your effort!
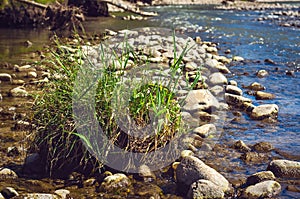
[31,32,198,176]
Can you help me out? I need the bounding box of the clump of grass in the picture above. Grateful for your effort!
[31,31,199,177]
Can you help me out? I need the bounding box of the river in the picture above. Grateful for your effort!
[0,3,299,198]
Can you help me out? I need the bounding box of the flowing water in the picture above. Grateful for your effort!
[0,4,300,198]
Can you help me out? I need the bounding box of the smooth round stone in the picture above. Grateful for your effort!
[256,69,269,78]
[255,91,275,100]
[225,85,243,96]
[209,72,228,85]
[250,104,279,120]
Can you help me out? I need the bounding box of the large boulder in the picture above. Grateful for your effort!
[176,155,230,193]
[267,159,300,178]
[250,104,278,120]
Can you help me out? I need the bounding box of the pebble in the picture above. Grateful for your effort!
[27,71,38,78]
[193,124,217,138]
[101,173,131,191]
[241,180,281,199]
[250,104,279,120]
[10,86,28,97]
[0,73,12,82]
[268,159,300,178]
[233,140,251,153]
[0,168,18,179]
[208,72,228,85]
[256,69,269,78]
[246,171,276,186]
[244,82,265,91]
[225,85,243,96]
[1,187,19,199]
[188,179,225,199]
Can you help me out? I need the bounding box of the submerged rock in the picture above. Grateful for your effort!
[176,155,230,193]
[250,104,279,120]
[188,179,225,199]
[246,171,276,186]
[252,142,273,152]
[256,70,269,78]
[233,140,251,153]
[241,180,281,199]
[267,159,300,178]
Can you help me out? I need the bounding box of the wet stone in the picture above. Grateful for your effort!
[101,173,131,192]
[0,168,18,179]
[233,140,251,153]
[256,69,269,78]
[252,142,274,153]
[255,91,275,100]
[241,180,281,199]
[193,124,217,138]
[250,104,279,120]
[246,171,276,186]
[225,93,252,107]
[244,82,265,91]
[267,159,300,178]
[225,85,243,96]
[188,179,225,199]
[240,152,269,163]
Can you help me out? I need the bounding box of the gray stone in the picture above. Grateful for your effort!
[176,155,230,192]
[242,180,281,199]
[256,70,269,78]
[224,93,252,107]
[210,85,224,97]
[209,72,228,85]
[183,89,219,113]
[205,59,219,69]
[225,85,243,96]
[246,171,276,186]
[185,62,198,71]
[1,187,19,199]
[188,179,225,199]
[0,168,18,179]
[10,86,28,97]
[101,173,131,191]
[0,73,12,82]
[268,159,300,178]
[250,104,278,120]
[193,124,217,138]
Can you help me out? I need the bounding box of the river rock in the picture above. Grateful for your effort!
[241,180,281,199]
[15,64,36,72]
[246,171,276,186]
[101,173,131,191]
[224,93,252,107]
[176,155,230,193]
[26,71,38,78]
[240,152,269,163]
[252,142,273,152]
[0,73,12,82]
[10,86,28,97]
[232,56,244,62]
[233,140,251,153]
[183,89,220,113]
[54,189,70,199]
[250,104,278,120]
[210,85,224,97]
[205,47,218,54]
[0,93,2,101]
[225,85,243,96]
[12,79,25,85]
[244,82,265,91]
[185,62,198,71]
[193,124,217,138]
[229,80,237,86]
[187,179,225,199]
[256,70,269,78]
[255,91,275,100]
[1,187,19,199]
[208,72,228,85]
[0,168,18,179]
[267,159,300,178]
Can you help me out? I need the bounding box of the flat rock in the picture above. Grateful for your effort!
[255,91,275,100]
[183,89,220,113]
[176,155,230,192]
[241,180,281,199]
[0,73,12,82]
[246,171,276,186]
[267,159,300,178]
[209,72,228,85]
[193,124,217,138]
[224,93,252,107]
[225,85,243,96]
[188,179,225,199]
[250,104,279,120]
